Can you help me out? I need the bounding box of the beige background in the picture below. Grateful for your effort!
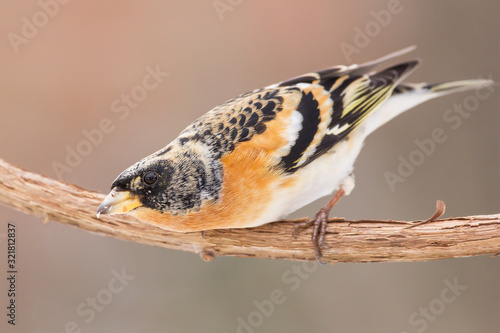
[0,1,499,332]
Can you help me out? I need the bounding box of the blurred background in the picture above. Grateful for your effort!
[0,1,498,332]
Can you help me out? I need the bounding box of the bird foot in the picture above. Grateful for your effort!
[293,207,332,264]
[292,187,346,264]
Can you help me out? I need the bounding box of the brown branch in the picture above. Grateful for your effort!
[0,158,499,264]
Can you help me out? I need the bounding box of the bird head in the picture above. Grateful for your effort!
[97,145,223,220]
[97,156,174,217]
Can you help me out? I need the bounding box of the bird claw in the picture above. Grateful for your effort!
[293,208,330,263]
[292,187,346,264]
[292,219,314,239]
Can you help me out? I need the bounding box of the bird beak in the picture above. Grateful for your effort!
[97,187,142,217]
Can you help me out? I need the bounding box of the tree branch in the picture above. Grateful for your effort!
[0,158,499,264]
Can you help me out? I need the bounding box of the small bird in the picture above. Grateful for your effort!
[97,46,492,262]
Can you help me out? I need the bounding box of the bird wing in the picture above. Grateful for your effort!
[273,60,420,172]
[175,49,419,174]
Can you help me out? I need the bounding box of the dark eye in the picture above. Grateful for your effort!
[143,171,158,185]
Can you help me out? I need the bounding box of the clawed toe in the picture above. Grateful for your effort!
[291,187,346,263]
[292,219,314,239]
[293,209,330,263]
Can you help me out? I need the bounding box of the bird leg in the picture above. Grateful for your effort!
[293,187,346,264]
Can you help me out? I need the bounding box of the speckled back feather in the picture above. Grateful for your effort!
[165,56,419,175]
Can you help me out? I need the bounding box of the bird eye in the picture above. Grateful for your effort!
[143,171,158,185]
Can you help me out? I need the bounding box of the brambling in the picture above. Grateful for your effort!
[97,46,492,262]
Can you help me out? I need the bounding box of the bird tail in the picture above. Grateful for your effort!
[420,79,494,97]
[363,79,494,136]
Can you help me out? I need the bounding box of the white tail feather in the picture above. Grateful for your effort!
[427,79,494,97]
[363,79,494,136]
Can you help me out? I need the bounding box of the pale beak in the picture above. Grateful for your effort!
[97,187,142,217]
